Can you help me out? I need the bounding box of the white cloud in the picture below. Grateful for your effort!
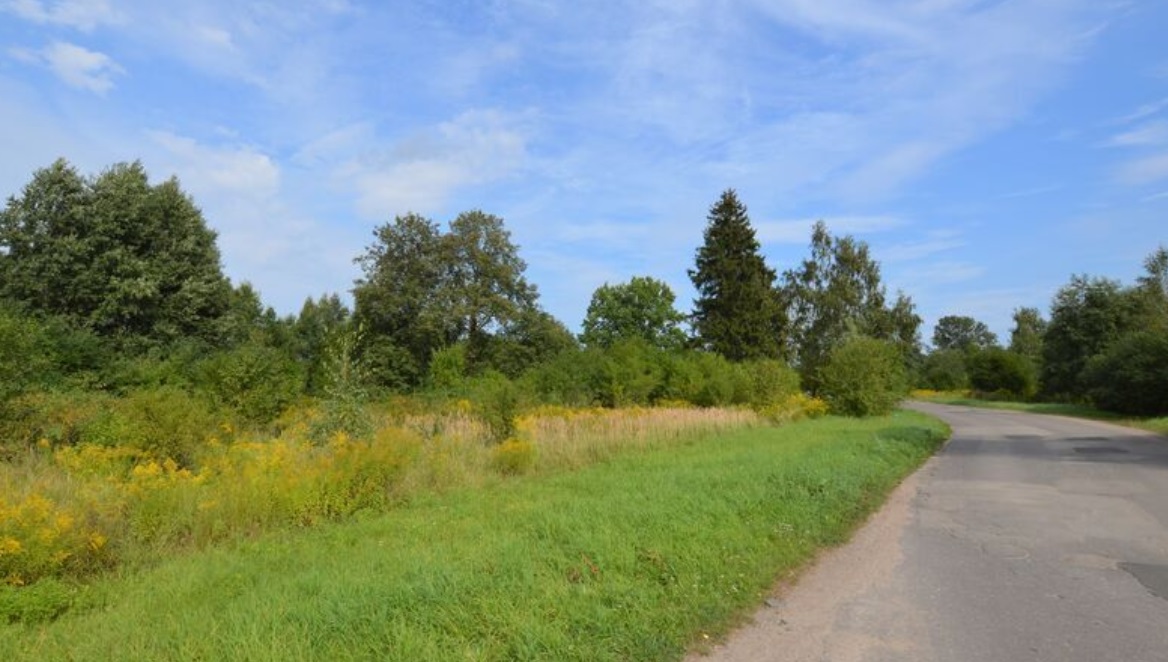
[4,0,121,30]
[880,235,965,263]
[12,41,124,93]
[147,130,280,198]
[1117,152,1168,186]
[756,215,907,244]
[1106,121,1168,148]
[342,110,529,219]
[1113,97,1168,125]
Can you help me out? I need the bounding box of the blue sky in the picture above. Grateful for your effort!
[2,0,1166,345]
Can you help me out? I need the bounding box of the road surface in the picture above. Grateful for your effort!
[690,402,1168,662]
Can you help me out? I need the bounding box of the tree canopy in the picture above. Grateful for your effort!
[352,210,544,387]
[780,221,920,391]
[580,276,686,350]
[932,315,997,353]
[688,190,785,361]
[0,159,232,346]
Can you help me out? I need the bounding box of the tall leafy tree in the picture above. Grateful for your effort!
[353,213,452,386]
[688,190,785,361]
[353,210,542,387]
[1134,245,1168,329]
[781,221,920,390]
[1041,275,1137,399]
[446,210,539,365]
[581,276,687,350]
[932,315,997,352]
[1008,307,1046,364]
[0,159,231,346]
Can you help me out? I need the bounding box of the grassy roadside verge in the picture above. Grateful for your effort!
[1,411,946,661]
[912,391,1168,436]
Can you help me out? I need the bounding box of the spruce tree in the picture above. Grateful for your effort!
[688,190,784,361]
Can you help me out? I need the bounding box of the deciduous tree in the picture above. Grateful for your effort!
[581,276,686,350]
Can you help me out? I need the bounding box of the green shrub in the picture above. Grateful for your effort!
[193,343,303,424]
[520,348,603,407]
[1084,331,1168,416]
[472,372,522,443]
[919,349,969,391]
[744,359,802,407]
[427,343,468,393]
[592,339,663,407]
[817,335,908,417]
[967,348,1038,400]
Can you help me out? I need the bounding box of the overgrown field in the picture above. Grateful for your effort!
[1,410,946,661]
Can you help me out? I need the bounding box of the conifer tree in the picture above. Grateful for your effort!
[688,190,785,361]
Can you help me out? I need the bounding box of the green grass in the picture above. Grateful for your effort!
[1,412,947,661]
[914,393,1168,436]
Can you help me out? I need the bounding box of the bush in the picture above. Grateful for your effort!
[193,343,303,424]
[817,335,908,417]
[744,359,802,408]
[1084,331,1168,416]
[966,348,1037,400]
[591,339,663,407]
[918,349,968,391]
[471,372,522,443]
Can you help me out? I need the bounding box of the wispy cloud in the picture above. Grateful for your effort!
[756,215,907,244]
[1112,97,1168,125]
[339,110,529,219]
[11,40,123,93]
[4,0,121,31]
[1116,152,1168,186]
[1105,120,1168,147]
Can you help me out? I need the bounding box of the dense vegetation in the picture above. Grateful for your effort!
[916,247,1168,415]
[1,412,946,660]
[0,160,928,613]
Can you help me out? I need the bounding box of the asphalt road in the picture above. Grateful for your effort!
[692,402,1168,662]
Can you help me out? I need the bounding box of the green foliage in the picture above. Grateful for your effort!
[194,343,303,425]
[592,339,665,407]
[471,373,522,443]
[292,294,351,395]
[310,326,373,443]
[580,276,686,350]
[0,160,232,346]
[0,579,78,625]
[0,413,946,661]
[0,304,53,404]
[477,309,578,378]
[781,222,921,392]
[689,190,785,361]
[966,348,1037,400]
[919,349,969,391]
[1084,331,1168,416]
[932,315,997,352]
[353,211,544,387]
[520,348,603,407]
[1041,275,1139,399]
[817,335,908,417]
[1008,307,1046,365]
[427,343,468,393]
[745,359,802,408]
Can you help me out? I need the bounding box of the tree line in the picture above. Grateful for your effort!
[7,158,1161,428]
[919,247,1168,415]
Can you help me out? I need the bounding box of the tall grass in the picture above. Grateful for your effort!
[2,398,816,595]
[1,411,947,660]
